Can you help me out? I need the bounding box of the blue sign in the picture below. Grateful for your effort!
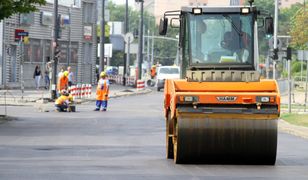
[17,32,29,36]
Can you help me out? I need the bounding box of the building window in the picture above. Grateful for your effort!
[83,3,95,23]
[24,44,31,62]
[70,42,79,64]
[45,40,52,62]
[58,41,68,64]
[20,13,34,26]
[31,39,42,62]
[83,43,92,63]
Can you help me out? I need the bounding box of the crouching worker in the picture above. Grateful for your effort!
[55,90,73,112]
[95,72,110,111]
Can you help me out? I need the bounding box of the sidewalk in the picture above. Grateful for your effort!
[280,90,308,113]
[0,84,151,106]
[280,90,306,105]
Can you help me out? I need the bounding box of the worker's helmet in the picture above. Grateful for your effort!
[63,71,69,77]
[61,89,69,96]
[100,71,106,77]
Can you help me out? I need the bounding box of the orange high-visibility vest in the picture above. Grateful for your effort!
[96,79,109,101]
[151,66,156,77]
[57,76,68,91]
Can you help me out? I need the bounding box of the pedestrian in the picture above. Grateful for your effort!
[58,66,65,79]
[44,62,51,89]
[94,72,110,111]
[44,70,50,90]
[57,71,69,94]
[33,65,42,90]
[67,66,74,86]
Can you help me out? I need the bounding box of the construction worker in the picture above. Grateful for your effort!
[150,65,156,79]
[55,89,73,112]
[57,71,69,94]
[95,72,110,111]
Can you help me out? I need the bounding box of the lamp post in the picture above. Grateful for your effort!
[99,0,106,73]
[123,0,129,85]
[136,0,144,80]
[67,5,72,67]
[273,0,279,80]
[52,0,59,99]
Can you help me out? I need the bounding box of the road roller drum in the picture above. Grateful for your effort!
[172,112,278,164]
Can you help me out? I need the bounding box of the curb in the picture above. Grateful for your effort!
[279,119,308,139]
[0,88,152,106]
[73,88,152,104]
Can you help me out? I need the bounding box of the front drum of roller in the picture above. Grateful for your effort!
[173,113,278,164]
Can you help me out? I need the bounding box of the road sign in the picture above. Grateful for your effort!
[269,37,282,50]
[298,50,308,61]
[124,32,134,44]
[17,32,29,36]
[15,29,29,41]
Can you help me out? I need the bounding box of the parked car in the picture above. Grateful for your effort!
[156,66,180,91]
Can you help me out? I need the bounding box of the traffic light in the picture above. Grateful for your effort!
[270,48,278,60]
[56,15,62,39]
[286,47,292,60]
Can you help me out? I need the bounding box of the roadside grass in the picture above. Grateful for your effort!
[281,113,308,127]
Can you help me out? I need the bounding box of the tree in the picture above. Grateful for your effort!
[0,0,46,20]
[290,6,308,49]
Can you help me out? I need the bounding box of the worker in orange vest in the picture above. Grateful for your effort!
[150,65,156,79]
[94,72,110,111]
[57,71,69,94]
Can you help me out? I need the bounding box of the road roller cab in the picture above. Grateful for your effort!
[160,3,280,164]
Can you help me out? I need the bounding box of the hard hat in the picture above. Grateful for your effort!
[100,72,106,77]
[63,71,69,77]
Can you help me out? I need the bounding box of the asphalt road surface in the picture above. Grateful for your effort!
[0,91,308,180]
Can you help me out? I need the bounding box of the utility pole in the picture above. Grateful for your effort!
[20,36,24,100]
[147,29,150,70]
[99,0,106,73]
[151,32,154,66]
[52,0,59,99]
[123,0,129,86]
[287,47,292,113]
[273,0,279,80]
[67,6,72,67]
[137,0,144,80]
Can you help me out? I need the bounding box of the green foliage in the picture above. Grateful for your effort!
[107,1,178,66]
[154,27,178,65]
[290,6,308,49]
[0,0,46,20]
[279,3,302,35]
[291,60,306,75]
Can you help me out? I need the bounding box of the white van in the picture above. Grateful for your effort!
[156,66,180,91]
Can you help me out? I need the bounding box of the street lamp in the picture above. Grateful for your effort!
[52,0,59,99]
[99,0,106,74]
[136,0,144,80]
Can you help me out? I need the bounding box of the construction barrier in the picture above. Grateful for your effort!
[108,75,136,87]
[136,80,145,91]
[68,84,92,99]
[88,84,92,97]
[69,85,77,100]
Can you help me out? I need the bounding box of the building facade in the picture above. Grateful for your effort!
[0,0,97,89]
[279,0,303,8]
